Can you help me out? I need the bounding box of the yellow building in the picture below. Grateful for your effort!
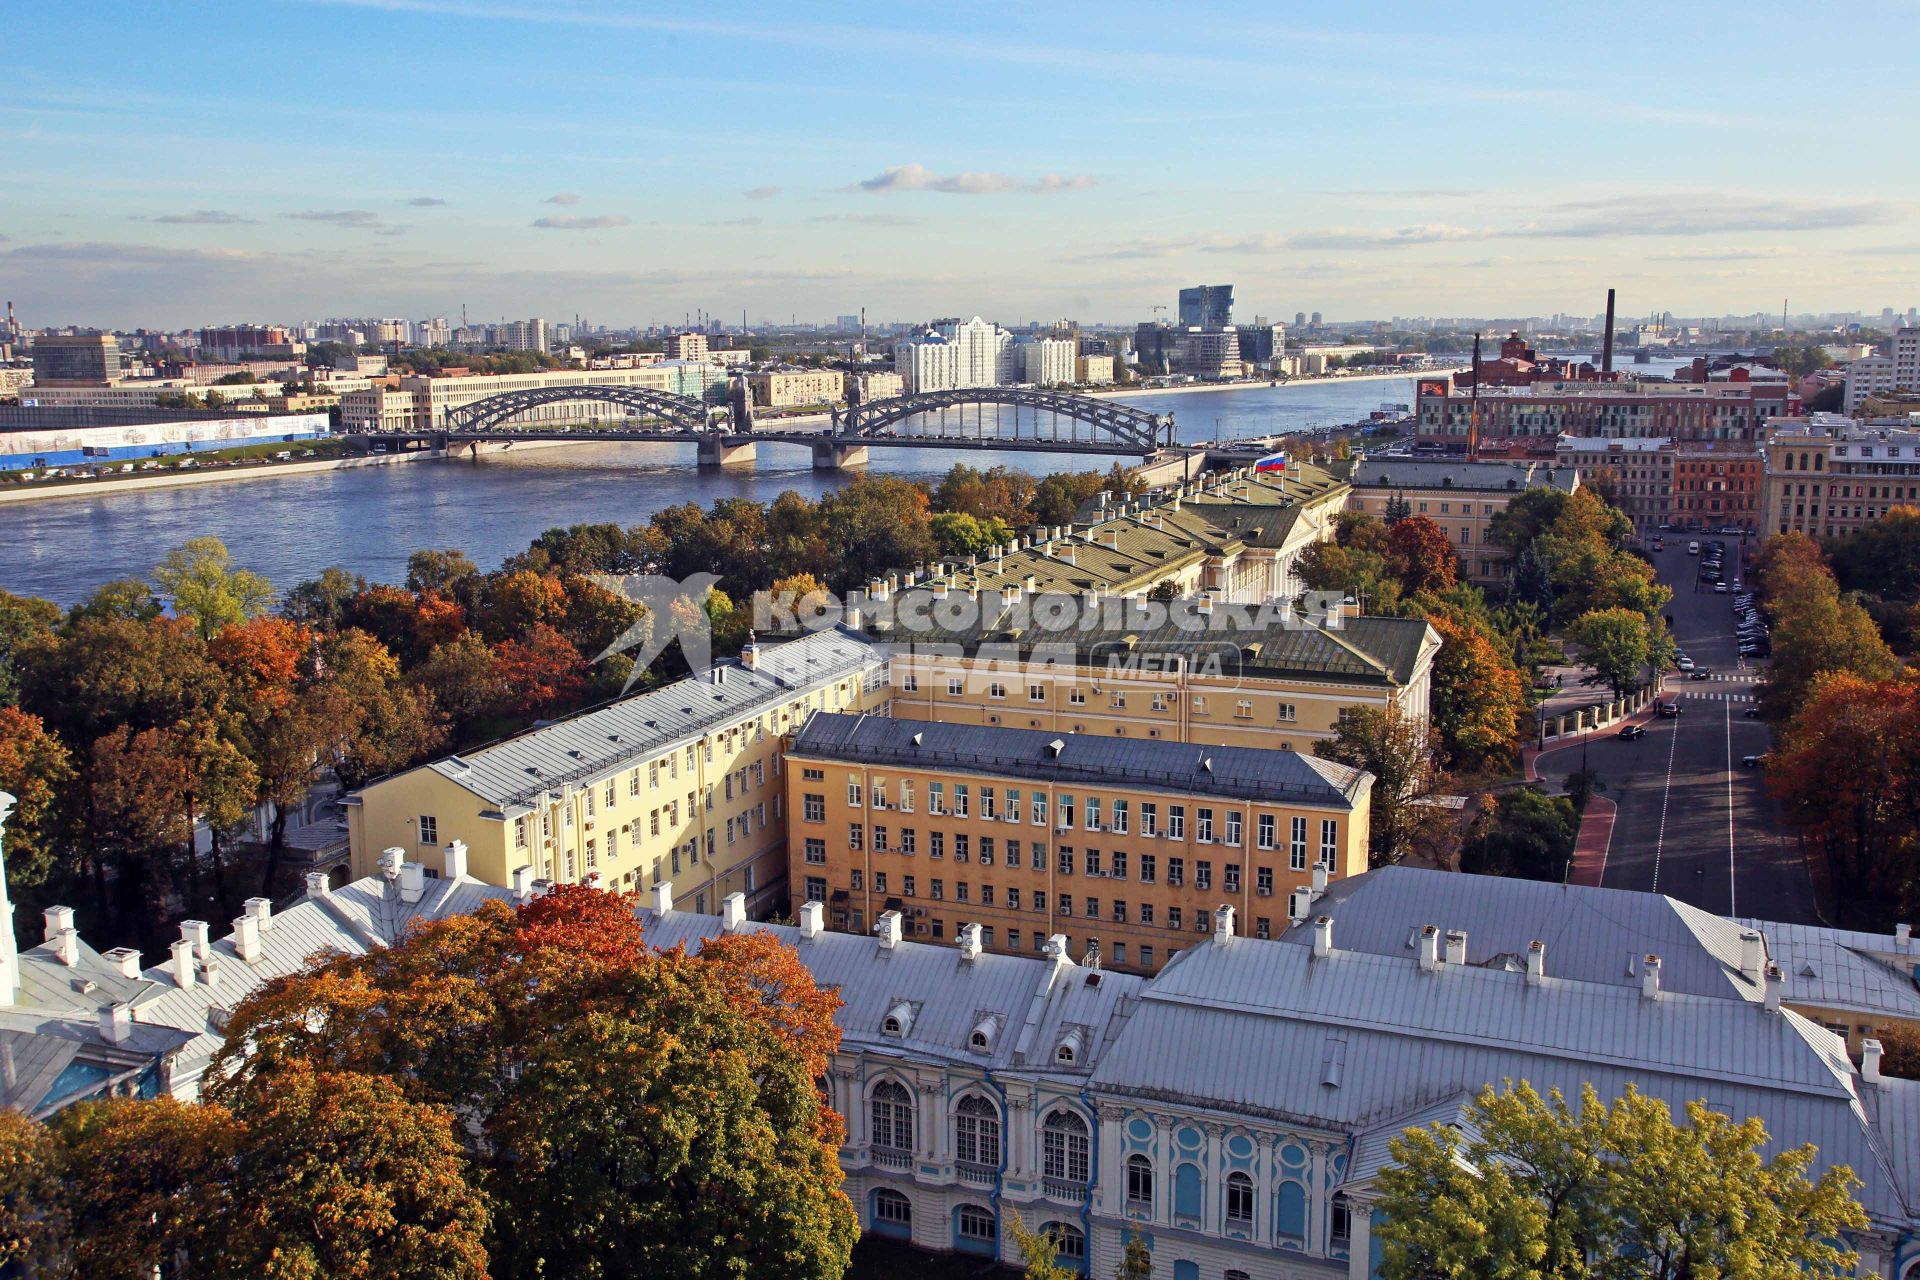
[749,368,848,409]
[1759,417,1920,539]
[784,713,1373,972]
[345,629,887,916]
[880,604,1437,751]
[1336,454,1581,583]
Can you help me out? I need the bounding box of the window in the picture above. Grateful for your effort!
[1167,806,1185,840]
[1169,906,1183,930]
[931,831,945,859]
[1126,1154,1154,1208]
[873,872,887,894]
[954,1095,1001,1167]
[1196,809,1214,843]
[1257,814,1276,849]
[1166,857,1184,887]
[931,879,944,900]
[849,823,864,851]
[1139,902,1154,925]
[1331,1193,1352,1244]
[1225,811,1242,847]
[873,825,888,852]
[1277,702,1297,722]
[1044,1223,1086,1263]
[1032,793,1048,826]
[1290,816,1308,871]
[948,677,964,695]
[873,1188,912,1228]
[417,815,438,845]
[1257,866,1273,895]
[514,816,527,849]
[1195,861,1212,891]
[1141,802,1158,837]
[805,875,826,902]
[954,834,970,862]
[1224,864,1240,893]
[957,1205,997,1244]
[1234,699,1254,720]
[1139,853,1156,883]
[848,780,863,807]
[803,794,825,823]
[1042,1111,1090,1183]
[1029,684,1046,702]
[988,682,1006,700]
[1058,794,1075,828]
[1110,850,1127,879]
[871,1081,914,1153]
[930,782,947,814]
[850,868,862,890]
[1226,1171,1254,1224]
[1084,848,1102,876]
[1110,799,1129,833]
[901,827,917,854]
[1321,819,1339,867]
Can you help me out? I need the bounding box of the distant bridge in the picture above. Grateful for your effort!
[379,383,1178,469]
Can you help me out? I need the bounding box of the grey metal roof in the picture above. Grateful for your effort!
[640,908,1144,1075]
[1284,866,1758,1000]
[1744,919,1920,1023]
[1347,457,1579,494]
[420,628,883,809]
[1095,936,1914,1219]
[788,712,1372,809]
[872,604,1435,689]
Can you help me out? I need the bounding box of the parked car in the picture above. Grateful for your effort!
[1619,724,1646,740]
[1713,583,1729,593]
[1658,702,1682,717]
[1742,753,1771,769]
[1743,706,1762,719]
[1690,668,1712,680]
[1677,657,1696,671]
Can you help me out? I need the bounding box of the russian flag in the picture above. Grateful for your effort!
[1254,452,1291,473]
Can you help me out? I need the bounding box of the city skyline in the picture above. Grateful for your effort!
[6,0,1919,328]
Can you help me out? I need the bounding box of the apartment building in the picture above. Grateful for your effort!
[345,628,888,916]
[1548,437,1668,532]
[894,318,1015,393]
[883,604,1438,749]
[784,713,1372,972]
[1016,337,1076,386]
[1416,377,1797,454]
[1759,416,1920,539]
[1672,440,1762,531]
[749,368,847,408]
[1341,455,1581,576]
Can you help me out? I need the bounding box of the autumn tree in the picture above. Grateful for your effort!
[1376,1082,1867,1280]
[211,886,856,1280]
[0,590,59,708]
[1385,515,1458,593]
[152,537,274,639]
[1314,705,1454,866]
[1425,610,1526,769]
[0,708,75,891]
[1114,1228,1153,1279]
[1757,537,1899,722]
[0,1107,67,1276]
[1006,1210,1078,1280]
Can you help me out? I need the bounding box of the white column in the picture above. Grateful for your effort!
[919,1079,943,1163]
[1254,1132,1274,1246]
[1097,1106,1126,1216]
[1203,1121,1225,1233]
[1347,1201,1374,1280]
[1153,1116,1174,1228]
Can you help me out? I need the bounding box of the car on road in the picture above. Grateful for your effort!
[1619,724,1646,740]
[1713,583,1729,593]
[1689,668,1712,680]
[1687,541,1700,554]
[1742,753,1771,769]
[1650,538,1664,551]
[1658,702,1682,717]
[1743,707,1762,719]
[1677,657,1696,671]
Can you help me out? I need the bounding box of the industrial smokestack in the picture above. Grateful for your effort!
[1602,288,1617,375]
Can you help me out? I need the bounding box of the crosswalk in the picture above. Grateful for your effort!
[1678,691,1753,702]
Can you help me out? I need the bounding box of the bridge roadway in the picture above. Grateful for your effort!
[361,424,1166,470]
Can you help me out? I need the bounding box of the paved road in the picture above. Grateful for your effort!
[1539,535,1817,923]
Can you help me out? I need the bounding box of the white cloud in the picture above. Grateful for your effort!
[543,192,581,206]
[744,185,782,200]
[531,214,630,230]
[846,163,1097,195]
[143,209,256,225]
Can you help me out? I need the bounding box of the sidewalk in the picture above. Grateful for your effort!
[1523,697,1661,889]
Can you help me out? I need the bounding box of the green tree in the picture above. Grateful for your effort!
[1566,607,1670,699]
[1376,1082,1868,1280]
[1460,788,1579,881]
[282,566,365,632]
[1114,1227,1153,1279]
[405,548,480,597]
[152,537,273,639]
[0,592,60,708]
[931,511,1017,558]
[1006,1210,1077,1280]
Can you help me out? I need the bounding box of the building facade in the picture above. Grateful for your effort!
[783,714,1372,971]
[346,629,888,916]
[750,368,848,409]
[1343,455,1582,576]
[1018,338,1077,386]
[1416,379,1797,454]
[1179,285,1234,328]
[1671,441,1762,531]
[29,334,121,386]
[1759,416,1920,538]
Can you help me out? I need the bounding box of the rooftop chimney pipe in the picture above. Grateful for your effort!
[1602,288,1617,375]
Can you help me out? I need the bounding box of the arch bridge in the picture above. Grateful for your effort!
[441,384,718,435]
[837,386,1174,450]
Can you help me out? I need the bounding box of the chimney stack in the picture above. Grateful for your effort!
[103,947,141,980]
[650,881,672,913]
[1417,925,1441,973]
[1525,940,1546,986]
[1213,904,1236,945]
[876,910,903,949]
[1312,915,1334,959]
[531,877,555,899]
[244,897,272,933]
[512,866,534,902]
[231,915,261,964]
[1898,922,1912,951]
[98,1002,132,1045]
[399,861,426,904]
[1288,886,1313,923]
[958,922,983,962]
[1739,928,1765,983]
[1444,929,1468,967]
[180,920,211,963]
[443,840,468,881]
[1764,961,1784,1012]
[721,892,746,932]
[44,906,78,967]
[1044,933,1071,983]
[305,871,332,898]
[1311,861,1329,898]
[1602,288,1617,375]
[798,901,824,939]
[1641,953,1662,1000]
[170,939,196,989]
[378,847,404,880]
[1863,1038,1886,1086]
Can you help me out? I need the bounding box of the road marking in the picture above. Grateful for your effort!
[1649,709,1683,894]
[1725,701,1737,917]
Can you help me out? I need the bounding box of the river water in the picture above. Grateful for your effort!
[3,378,1422,605]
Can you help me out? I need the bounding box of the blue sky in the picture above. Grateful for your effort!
[5,0,1919,329]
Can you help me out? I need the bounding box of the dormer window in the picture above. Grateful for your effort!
[1055,1029,1084,1064]
[968,1015,998,1054]
[882,999,916,1038]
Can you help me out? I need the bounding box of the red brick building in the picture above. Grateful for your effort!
[1671,442,1763,531]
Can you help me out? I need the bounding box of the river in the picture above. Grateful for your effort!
[3,378,1422,606]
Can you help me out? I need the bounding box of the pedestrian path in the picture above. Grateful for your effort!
[1679,691,1753,702]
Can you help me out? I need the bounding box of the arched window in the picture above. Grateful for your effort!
[1331,1192,1353,1245]
[871,1080,914,1153]
[1043,1222,1086,1263]
[1125,1153,1154,1208]
[871,1188,912,1238]
[954,1204,997,1254]
[1225,1171,1254,1224]
[1042,1110,1090,1182]
[954,1094,1001,1167]
[1226,1272,1252,1280]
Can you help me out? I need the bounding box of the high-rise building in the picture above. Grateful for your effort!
[1016,337,1075,386]
[894,331,957,393]
[934,316,1014,386]
[495,319,550,354]
[1310,311,1323,327]
[1295,311,1306,327]
[30,334,121,386]
[1178,284,1234,328]
[663,331,708,361]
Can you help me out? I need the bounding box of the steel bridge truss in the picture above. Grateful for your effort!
[442,385,717,435]
[836,387,1172,450]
